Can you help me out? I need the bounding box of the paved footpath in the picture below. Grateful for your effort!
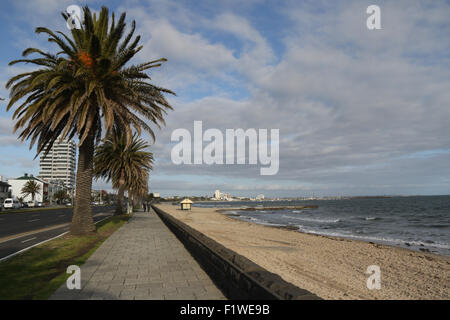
[50,209,226,300]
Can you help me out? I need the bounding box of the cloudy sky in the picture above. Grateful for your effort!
[0,0,449,197]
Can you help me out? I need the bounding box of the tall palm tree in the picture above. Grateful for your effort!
[94,128,153,215]
[21,180,41,201]
[6,6,174,235]
[128,170,150,213]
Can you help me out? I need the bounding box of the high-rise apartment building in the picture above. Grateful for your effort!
[39,138,76,191]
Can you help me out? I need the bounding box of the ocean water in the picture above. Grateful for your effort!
[194,196,450,256]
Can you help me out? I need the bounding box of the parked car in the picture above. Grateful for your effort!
[3,198,20,209]
[37,202,43,207]
[27,200,38,207]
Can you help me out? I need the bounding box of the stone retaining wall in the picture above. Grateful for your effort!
[152,205,321,300]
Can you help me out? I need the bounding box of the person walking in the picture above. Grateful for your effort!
[143,202,147,212]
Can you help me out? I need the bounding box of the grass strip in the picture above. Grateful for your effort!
[0,214,130,300]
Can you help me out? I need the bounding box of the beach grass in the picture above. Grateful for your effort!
[0,214,129,300]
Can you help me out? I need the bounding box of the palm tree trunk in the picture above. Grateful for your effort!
[116,183,125,215]
[70,131,96,235]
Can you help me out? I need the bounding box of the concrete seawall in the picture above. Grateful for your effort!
[152,205,321,300]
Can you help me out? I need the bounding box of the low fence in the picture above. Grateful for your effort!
[152,205,321,300]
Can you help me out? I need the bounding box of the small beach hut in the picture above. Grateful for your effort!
[180,198,193,210]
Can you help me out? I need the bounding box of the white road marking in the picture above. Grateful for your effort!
[0,214,113,262]
[21,237,37,243]
[0,232,69,262]
[28,219,40,222]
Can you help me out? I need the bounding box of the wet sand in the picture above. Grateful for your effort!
[155,203,450,300]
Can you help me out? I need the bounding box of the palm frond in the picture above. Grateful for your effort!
[6,6,174,156]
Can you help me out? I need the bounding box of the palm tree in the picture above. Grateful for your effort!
[94,129,153,215]
[54,189,69,204]
[128,170,149,213]
[6,6,174,235]
[21,180,41,201]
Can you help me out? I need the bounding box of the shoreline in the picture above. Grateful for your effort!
[230,213,445,257]
[216,205,318,212]
[218,208,448,257]
[217,206,449,257]
[219,207,450,261]
[155,203,450,300]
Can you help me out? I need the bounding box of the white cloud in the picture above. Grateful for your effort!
[141,19,236,72]
[2,0,450,195]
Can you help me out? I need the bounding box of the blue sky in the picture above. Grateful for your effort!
[1,0,450,197]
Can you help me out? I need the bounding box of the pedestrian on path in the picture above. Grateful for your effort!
[143,202,147,212]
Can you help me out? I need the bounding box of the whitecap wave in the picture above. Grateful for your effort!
[295,227,450,250]
[282,215,340,223]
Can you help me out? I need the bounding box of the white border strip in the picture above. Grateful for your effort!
[0,215,112,263]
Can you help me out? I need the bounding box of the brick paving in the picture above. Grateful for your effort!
[50,208,226,300]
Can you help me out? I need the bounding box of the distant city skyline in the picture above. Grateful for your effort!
[1,1,450,197]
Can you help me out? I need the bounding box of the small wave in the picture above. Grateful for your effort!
[242,216,287,228]
[295,227,450,250]
[423,224,450,229]
[245,216,265,223]
[282,215,340,223]
[292,210,303,213]
[365,217,378,221]
[258,221,288,227]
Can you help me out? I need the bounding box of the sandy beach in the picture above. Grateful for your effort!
[155,203,449,300]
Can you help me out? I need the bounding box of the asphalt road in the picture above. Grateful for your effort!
[0,206,115,260]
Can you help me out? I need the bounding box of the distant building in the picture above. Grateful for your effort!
[212,190,233,201]
[8,173,48,202]
[39,138,76,191]
[0,177,11,204]
[256,194,265,200]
